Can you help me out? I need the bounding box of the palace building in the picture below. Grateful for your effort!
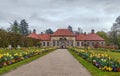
[27,28,105,48]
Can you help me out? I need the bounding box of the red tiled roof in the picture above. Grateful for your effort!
[27,33,40,40]
[38,34,50,41]
[27,29,104,41]
[76,34,85,41]
[76,34,104,41]
[51,29,75,36]
[84,34,104,41]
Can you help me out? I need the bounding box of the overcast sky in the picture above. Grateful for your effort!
[0,0,119,33]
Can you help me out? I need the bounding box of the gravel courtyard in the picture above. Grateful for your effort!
[2,49,92,76]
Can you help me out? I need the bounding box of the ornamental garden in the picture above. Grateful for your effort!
[0,47,56,75]
[68,47,120,76]
[69,47,120,72]
[0,20,120,76]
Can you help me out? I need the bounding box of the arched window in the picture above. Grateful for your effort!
[59,37,67,41]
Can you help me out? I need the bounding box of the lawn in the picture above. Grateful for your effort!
[92,49,120,61]
[68,48,120,76]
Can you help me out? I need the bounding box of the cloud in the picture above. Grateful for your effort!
[29,13,50,22]
[0,0,120,33]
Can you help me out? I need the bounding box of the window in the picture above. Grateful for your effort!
[87,42,89,46]
[57,41,59,46]
[53,41,55,46]
[47,42,49,46]
[67,41,69,46]
[101,42,104,46]
[43,42,45,46]
[77,42,79,46]
[81,42,84,46]
[92,42,94,46]
[71,41,73,46]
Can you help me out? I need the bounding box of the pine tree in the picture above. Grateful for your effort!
[10,20,20,34]
[68,25,73,32]
[45,28,53,34]
[20,19,29,35]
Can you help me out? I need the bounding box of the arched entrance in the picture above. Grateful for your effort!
[59,37,67,49]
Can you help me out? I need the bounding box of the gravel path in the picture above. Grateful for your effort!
[2,49,92,76]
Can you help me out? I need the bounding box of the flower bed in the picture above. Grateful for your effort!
[0,47,56,68]
[69,48,120,72]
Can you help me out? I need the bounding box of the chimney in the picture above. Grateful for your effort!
[33,29,36,33]
[91,29,95,34]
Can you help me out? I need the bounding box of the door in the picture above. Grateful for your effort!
[61,42,66,49]
[59,37,67,49]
